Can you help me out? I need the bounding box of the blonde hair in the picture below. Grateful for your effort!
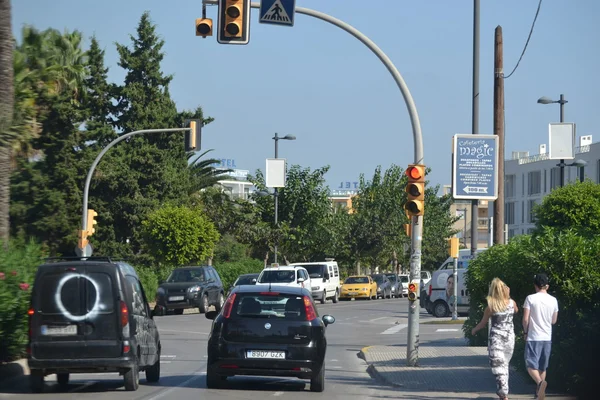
[486,278,510,313]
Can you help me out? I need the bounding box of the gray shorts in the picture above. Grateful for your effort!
[525,341,552,371]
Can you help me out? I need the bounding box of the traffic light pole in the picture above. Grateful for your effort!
[79,127,193,257]
[204,0,425,366]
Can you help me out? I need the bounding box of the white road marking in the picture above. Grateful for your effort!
[381,323,408,334]
[330,359,339,362]
[436,328,459,332]
[369,316,389,322]
[329,366,343,369]
[145,372,206,400]
[160,355,177,358]
[69,381,96,393]
[273,391,284,396]
[160,329,209,335]
[160,361,172,364]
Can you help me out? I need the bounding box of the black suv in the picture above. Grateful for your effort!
[27,257,161,393]
[154,265,225,315]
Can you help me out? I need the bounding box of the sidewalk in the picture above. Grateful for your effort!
[359,345,577,399]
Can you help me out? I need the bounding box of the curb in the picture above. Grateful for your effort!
[359,347,404,388]
[0,358,29,384]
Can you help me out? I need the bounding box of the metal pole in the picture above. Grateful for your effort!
[559,94,565,187]
[470,0,480,254]
[462,208,468,247]
[452,256,458,320]
[273,133,279,264]
[80,128,191,256]
[203,0,425,366]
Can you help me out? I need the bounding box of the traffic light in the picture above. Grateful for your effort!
[404,223,411,237]
[196,18,213,37]
[408,282,418,301]
[87,209,98,236]
[404,164,426,216]
[77,229,88,250]
[217,0,251,45]
[448,237,459,258]
[184,119,201,152]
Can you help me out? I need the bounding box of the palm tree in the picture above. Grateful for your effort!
[187,149,233,194]
[0,0,14,244]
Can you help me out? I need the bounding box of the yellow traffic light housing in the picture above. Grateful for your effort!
[405,164,426,217]
[196,18,213,37]
[77,229,88,249]
[184,119,201,152]
[408,282,419,301]
[86,209,98,236]
[404,223,411,237]
[448,237,460,258]
[217,0,250,44]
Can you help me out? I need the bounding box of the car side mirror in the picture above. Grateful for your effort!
[205,310,218,320]
[322,315,335,326]
[297,277,305,283]
[251,278,257,283]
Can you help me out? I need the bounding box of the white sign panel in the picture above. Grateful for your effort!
[266,158,286,188]
[548,123,575,160]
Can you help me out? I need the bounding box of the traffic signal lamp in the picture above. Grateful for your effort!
[404,223,411,237]
[408,282,419,301]
[184,119,202,152]
[77,229,88,250]
[404,164,426,217]
[86,209,98,236]
[448,237,459,258]
[196,18,213,37]
[217,0,250,44]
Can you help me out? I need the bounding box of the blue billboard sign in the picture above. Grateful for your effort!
[452,134,499,200]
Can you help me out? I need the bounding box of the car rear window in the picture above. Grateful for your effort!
[386,274,397,282]
[301,265,325,279]
[38,271,115,315]
[400,276,409,283]
[258,270,295,283]
[230,293,308,320]
[235,275,257,285]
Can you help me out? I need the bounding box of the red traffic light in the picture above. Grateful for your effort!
[405,165,426,181]
[408,283,416,292]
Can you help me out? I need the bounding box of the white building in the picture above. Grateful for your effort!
[488,135,600,240]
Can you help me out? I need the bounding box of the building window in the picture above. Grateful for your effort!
[527,228,536,234]
[522,173,525,195]
[505,202,515,225]
[550,167,561,189]
[522,201,525,223]
[597,159,600,184]
[528,171,542,195]
[528,199,540,223]
[505,174,516,198]
[544,169,547,193]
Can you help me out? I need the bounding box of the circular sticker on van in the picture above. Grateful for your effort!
[55,274,101,322]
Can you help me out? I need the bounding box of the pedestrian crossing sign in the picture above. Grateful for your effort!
[260,0,296,26]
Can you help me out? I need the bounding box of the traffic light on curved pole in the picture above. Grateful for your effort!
[196,18,213,37]
[217,0,251,45]
[405,164,426,217]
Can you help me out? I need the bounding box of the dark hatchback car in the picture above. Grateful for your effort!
[154,265,225,315]
[27,257,161,393]
[204,285,335,392]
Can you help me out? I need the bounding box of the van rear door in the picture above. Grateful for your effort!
[31,264,121,360]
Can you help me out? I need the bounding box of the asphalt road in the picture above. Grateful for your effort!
[0,297,465,400]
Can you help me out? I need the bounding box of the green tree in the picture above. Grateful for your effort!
[187,149,231,195]
[141,204,220,266]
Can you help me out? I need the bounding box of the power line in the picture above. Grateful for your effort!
[504,0,544,79]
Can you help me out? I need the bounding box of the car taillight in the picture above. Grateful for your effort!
[303,296,317,321]
[120,300,129,327]
[222,293,236,319]
[27,307,34,354]
[428,284,432,296]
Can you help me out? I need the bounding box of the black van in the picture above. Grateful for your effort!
[27,257,161,393]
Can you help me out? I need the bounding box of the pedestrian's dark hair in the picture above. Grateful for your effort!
[534,273,549,288]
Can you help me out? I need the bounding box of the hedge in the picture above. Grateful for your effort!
[463,228,600,398]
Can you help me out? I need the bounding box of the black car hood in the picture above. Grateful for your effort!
[159,282,203,291]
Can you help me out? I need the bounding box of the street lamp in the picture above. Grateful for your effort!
[537,94,568,186]
[272,133,296,263]
[566,159,587,183]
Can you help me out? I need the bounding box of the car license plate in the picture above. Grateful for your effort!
[169,296,184,301]
[41,325,77,336]
[349,292,357,295]
[246,350,286,359]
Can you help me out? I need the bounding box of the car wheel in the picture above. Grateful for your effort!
[30,369,44,393]
[215,292,225,312]
[332,289,339,303]
[433,300,450,318]
[57,373,69,390]
[206,368,223,389]
[321,290,327,304]
[146,349,161,383]
[310,362,325,392]
[174,309,184,315]
[123,363,139,391]
[199,293,209,314]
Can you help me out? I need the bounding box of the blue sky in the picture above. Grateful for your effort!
[11,0,600,193]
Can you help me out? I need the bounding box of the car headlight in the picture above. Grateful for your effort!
[188,286,201,293]
[377,287,382,291]
[362,288,368,291]
[157,287,165,295]
[312,286,320,291]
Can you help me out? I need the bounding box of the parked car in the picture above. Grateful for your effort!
[384,273,402,298]
[399,274,409,297]
[255,265,312,292]
[204,285,335,392]
[27,256,161,393]
[339,275,378,300]
[290,260,341,304]
[154,265,225,315]
[371,274,393,299]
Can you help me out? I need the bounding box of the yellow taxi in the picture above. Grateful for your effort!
[339,275,377,300]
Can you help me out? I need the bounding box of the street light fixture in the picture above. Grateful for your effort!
[537,93,568,186]
[272,133,296,264]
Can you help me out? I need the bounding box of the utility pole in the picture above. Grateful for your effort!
[470,0,480,254]
[492,26,505,245]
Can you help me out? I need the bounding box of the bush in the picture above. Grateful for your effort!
[464,229,600,398]
[213,258,264,291]
[0,239,45,362]
[134,266,159,302]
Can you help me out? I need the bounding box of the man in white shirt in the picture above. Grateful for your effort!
[522,273,559,400]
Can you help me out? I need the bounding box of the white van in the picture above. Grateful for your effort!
[289,260,341,304]
[425,268,470,318]
[437,249,486,271]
